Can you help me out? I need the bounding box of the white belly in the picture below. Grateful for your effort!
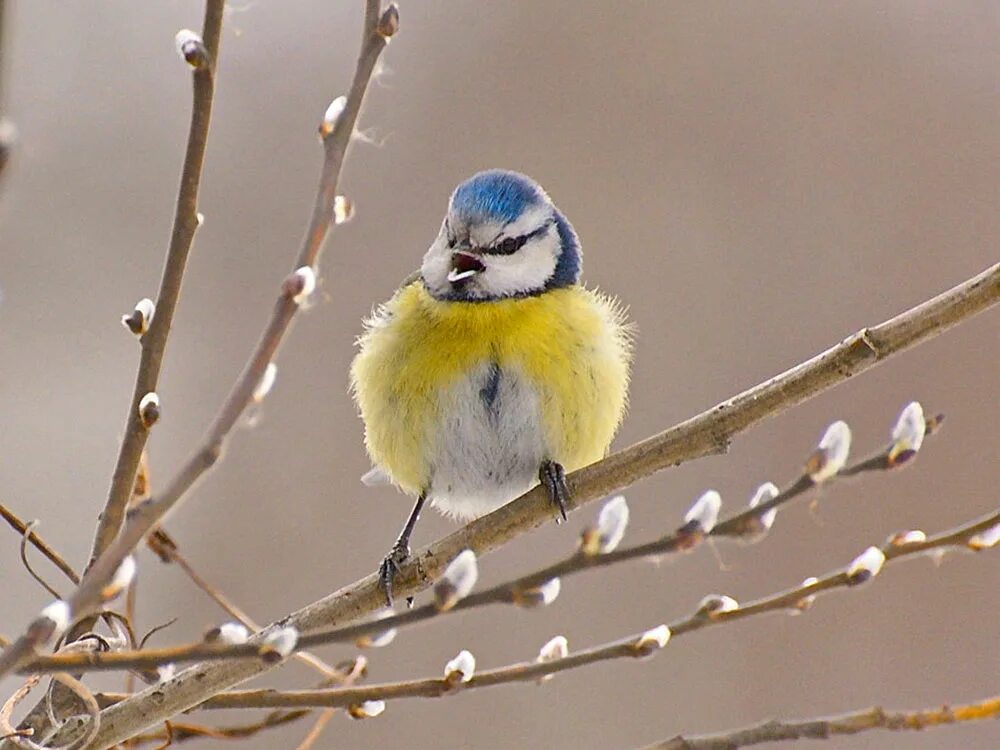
[427,361,547,520]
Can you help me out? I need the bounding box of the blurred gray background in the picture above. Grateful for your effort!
[1,1,998,748]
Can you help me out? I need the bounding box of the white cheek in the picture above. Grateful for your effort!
[420,233,453,297]
[480,229,560,297]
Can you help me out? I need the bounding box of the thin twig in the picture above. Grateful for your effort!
[638,695,1000,749]
[124,713,309,747]
[27,507,999,677]
[0,503,80,585]
[150,529,350,683]
[90,509,997,711]
[85,0,225,570]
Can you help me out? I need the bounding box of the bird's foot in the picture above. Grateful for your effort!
[378,540,410,607]
[539,460,569,523]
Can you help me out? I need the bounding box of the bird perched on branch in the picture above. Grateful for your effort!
[351,170,632,603]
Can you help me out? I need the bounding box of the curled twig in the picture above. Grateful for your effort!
[19,521,62,599]
[0,674,99,750]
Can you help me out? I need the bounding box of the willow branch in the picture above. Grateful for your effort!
[87,1,226,570]
[25,507,998,678]
[0,503,80,585]
[639,695,1000,749]
[88,509,997,714]
[26,263,997,750]
[28,427,930,669]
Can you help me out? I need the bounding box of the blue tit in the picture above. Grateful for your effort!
[351,169,632,602]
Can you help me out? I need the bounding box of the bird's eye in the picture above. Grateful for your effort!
[496,236,522,255]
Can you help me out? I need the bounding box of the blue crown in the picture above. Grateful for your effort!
[450,170,545,224]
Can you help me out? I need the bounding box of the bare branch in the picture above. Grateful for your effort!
[40,0,392,658]
[149,529,350,683]
[7,263,993,748]
[0,674,99,750]
[86,0,225,570]
[0,503,80,585]
[87,509,996,715]
[638,695,1000,749]
[24,508,998,677]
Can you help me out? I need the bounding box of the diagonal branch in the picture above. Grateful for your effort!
[25,507,1000,680]
[87,509,997,711]
[22,262,997,749]
[21,423,954,675]
[638,695,1000,749]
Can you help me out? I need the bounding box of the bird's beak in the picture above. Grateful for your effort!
[447,251,485,283]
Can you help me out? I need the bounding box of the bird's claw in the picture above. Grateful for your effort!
[539,460,569,523]
[378,541,410,607]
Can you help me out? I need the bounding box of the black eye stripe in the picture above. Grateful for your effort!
[481,222,551,256]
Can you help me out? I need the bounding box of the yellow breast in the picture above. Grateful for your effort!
[350,282,632,497]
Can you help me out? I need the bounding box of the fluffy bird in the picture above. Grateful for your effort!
[351,170,632,602]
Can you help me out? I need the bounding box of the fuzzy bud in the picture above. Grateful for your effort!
[101,555,137,601]
[888,401,926,467]
[443,649,476,685]
[967,522,1000,551]
[174,29,207,68]
[205,622,250,645]
[887,529,926,547]
[333,195,355,225]
[260,626,298,663]
[743,482,779,541]
[792,577,819,614]
[697,594,739,618]
[356,608,397,649]
[633,624,671,658]
[536,635,568,684]
[846,546,885,585]
[434,549,478,611]
[348,700,385,719]
[320,96,347,137]
[537,635,568,663]
[252,363,278,404]
[282,266,317,305]
[376,4,400,38]
[581,495,629,555]
[30,600,72,647]
[157,663,176,683]
[138,392,160,428]
[121,298,155,336]
[806,420,852,482]
[684,490,722,534]
[513,577,561,608]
